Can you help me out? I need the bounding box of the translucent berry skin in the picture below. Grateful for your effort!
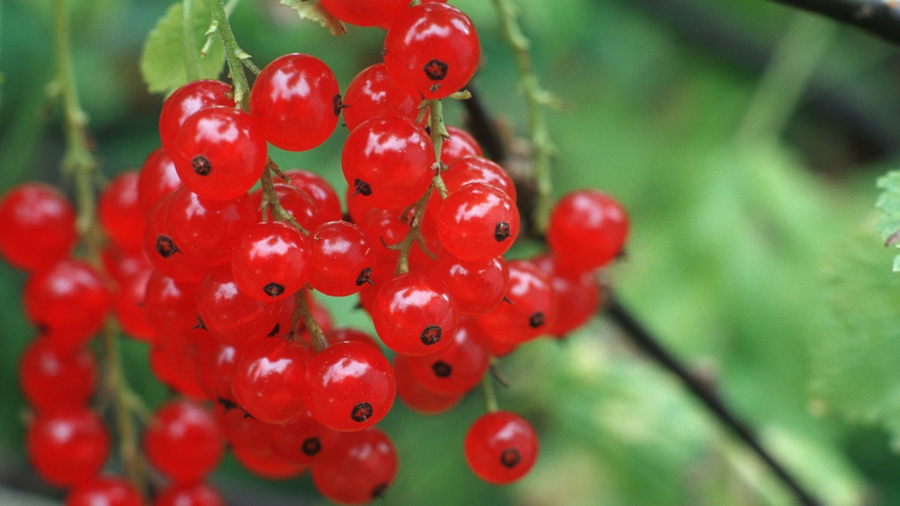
[159,80,233,155]
[196,341,237,401]
[342,63,420,131]
[102,243,152,285]
[144,401,224,484]
[24,260,112,339]
[280,170,343,224]
[149,337,208,400]
[441,126,483,165]
[248,184,321,231]
[310,221,374,297]
[325,327,381,349]
[250,53,340,152]
[372,272,459,356]
[393,354,463,415]
[143,193,210,283]
[232,339,312,423]
[231,221,312,302]
[96,171,144,253]
[232,444,307,480]
[443,156,516,201]
[195,266,280,346]
[437,183,520,263]
[214,399,271,452]
[142,270,199,336]
[269,405,341,465]
[477,260,557,344]
[341,115,435,210]
[465,411,538,485]
[0,183,76,271]
[532,255,601,336]
[167,188,255,266]
[407,319,490,395]
[66,476,142,506]
[431,253,509,316]
[312,429,398,505]
[27,409,110,487]
[172,107,267,202]
[138,147,181,216]
[154,483,224,506]
[305,341,396,432]
[547,190,629,273]
[20,338,97,413]
[384,3,480,99]
[321,0,409,26]
[114,269,157,342]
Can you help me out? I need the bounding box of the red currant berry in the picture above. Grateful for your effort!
[231,221,312,302]
[309,221,374,296]
[325,327,381,349]
[442,155,516,201]
[431,252,509,316]
[172,107,267,201]
[24,260,112,338]
[148,337,208,400]
[269,405,341,465]
[159,80,233,155]
[532,254,601,336]
[280,169,343,224]
[248,183,321,231]
[27,409,110,487]
[312,429,398,504]
[384,3,480,99]
[213,398,270,452]
[232,339,311,423]
[0,183,76,271]
[232,444,307,480]
[144,401,224,484]
[138,147,181,216]
[167,188,255,266]
[142,270,199,336]
[437,183,519,263]
[114,269,156,342]
[250,54,340,152]
[464,411,538,485]
[305,341,395,431]
[20,338,96,413]
[342,115,435,210]
[547,189,629,273]
[99,171,144,252]
[195,340,237,401]
[477,259,557,343]
[154,483,224,506]
[102,243,151,285]
[372,271,459,356]
[143,193,211,283]
[441,126,483,165]
[342,63,420,131]
[321,0,409,26]
[195,266,280,346]
[407,319,489,395]
[66,476,142,506]
[393,354,463,415]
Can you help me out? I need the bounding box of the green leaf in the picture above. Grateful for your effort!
[140,1,225,94]
[280,0,346,36]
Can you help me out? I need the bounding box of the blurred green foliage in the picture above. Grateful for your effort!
[4,0,900,504]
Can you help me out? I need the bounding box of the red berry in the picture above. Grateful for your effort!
[305,341,396,431]
[102,243,152,284]
[99,171,144,252]
[280,169,343,224]
[231,221,312,302]
[384,3,480,99]
[144,401,224,484]
[214,398,271,452]
[0,183,76,271]
[143,193,211,283]
[154,483,224,506]
[167,188,255,266]
[20,338,97,413]
[547,189,629,273]
[148,336,208,400]
[372,271,459,356]
[437,183,519,262]
[312,429,398,504]
[269,405,341,465]
[250,53,340,152]
[321,0,409,26]
[66,476,142,506]
[114,269,156,342]
[442,156,516,201]
[342,63,420,131]
[142,270,199,336]
[406,319,489,395]
[324,327,381,349]
[431,252,509,316]
[248,183,321,231]
[27,409,110,487]
[159,79,232,156]
[231,339,311,423]
[393,354,463,415]
[342,115,435,210]
[195,340,237,401]
[309,221,374,296]
[532,254,601,336]
[441,126,483,165]
[24,260,112,339]
[195,266,280,346]
[172,107,267,201]
[464,411,538,485]
[477,260,557,344]
[138,147,181,216]
[232,444,307,480]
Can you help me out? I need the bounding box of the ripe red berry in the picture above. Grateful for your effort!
[231,221,312,302]
[144,401,224,484]
[172,107,267,202]
[547,189,629,273]
[312,429,398,504]
[342,115,435,210]
[393,354,463,415]
[250,53,340,152]
[66,476,142,506]
[477,260,557,344]
[280,169,343,224]
[431,252,509,316]
[320,0,410,26]
[406,319,490,395]
[305,341,396,431]
[195,266,281,346]
[324,327,381,349]
[143,193,211,283]
[384,3,480,99]
[99,171,144,253]
[214,398,271,452]
[102,243,152,284]
[309,221,374,296]
[269,405,341,465]
[142,270,199,336]
[113,269,156,342]
[0,183,76,271]
[20,338,97,413]
[167,188,255,266]
[372,271,459,356]
[532,254,601,336]
[138,147,181,216]
[159,80,233,156]
[248,183,321,231]
[342,63,420,131]
[464,411,538,485]
[441,126,483,165]
[232,444,307,480]
[231,339,311,423]
[24,260,112,339]
[154,483,224,506]
[148,337,208,400]
[27,409,110,487]
[442,156,516,201]
[437,183,519,263]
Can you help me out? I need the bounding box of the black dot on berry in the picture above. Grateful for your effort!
[500,449,520,468]
[263,283,285,297]
[529,312,545,328]
[193,314,207,330]
[351,402,374,422]
[217,397,239,412]
[332,94,343,116]
[192,155,212,176]
[494,222,511,242]
[371,483,388,499]
[420,325,442,345]
[432,360,452,378]
[354,178,372,196]
[155,235,178,258]
[268,323,280,337]
[356,267,374,286]
[301,437,321,456]
[423,59,448,81]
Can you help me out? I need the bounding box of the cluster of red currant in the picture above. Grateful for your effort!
[0,1,629,504]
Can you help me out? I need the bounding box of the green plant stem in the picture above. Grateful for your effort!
[208,0,253,108]
[481,373,499,413]
[298,288,329,352]
[259,163,308,234]
[490,0,555,234]
[427,99,450,198]
[54,0,147,496]
[183,0,201,81]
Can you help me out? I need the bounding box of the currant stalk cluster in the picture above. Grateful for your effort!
[0,0,630,504]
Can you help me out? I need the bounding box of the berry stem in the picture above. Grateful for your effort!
[207,0,254,108]
[426,99,450,199]
[259,162,309,234]
[392,185,436,275]
[490,0,556,234]
[480,372,500,413]
[183,0,201,81]
[298,287,329,353]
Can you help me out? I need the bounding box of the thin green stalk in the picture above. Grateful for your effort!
[481,373,499,413]
[208,0,253,108]
[183,0,201,81]
[299,288,329,352]
[427,99,449,198]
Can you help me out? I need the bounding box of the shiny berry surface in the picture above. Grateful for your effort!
[24,260,112,338]
[159,80,233,156]
[27,409,110,487]
[144,401,224,484]
[99,171,144,252]
[342,63,420,131]
[248,184,321,231]
[20,338,97,413]
[113,269,156,342]
[532,254,601,336]
[0,183,76,271]
[142,270,199,336]
[431,252,509,316]
[196,266,280,346]
[442,156,516,201]
[310,221,374,297]
[393,354,463,415]
[321,0,409,26]
[384,3,480,99]
[143,194,210,283]
[167,188,255,266]
[250,53,340,151]
[305,341,396,431]
[407,319,489,394]
[196,340,237,401]
[232,444,307,480]
[372,271,459,356]
[547,189,629,273]
[441,126,483,165]
[138,147,181,216]
[269,405,341,465]
[312,429,398,505]
[232,339,311,423]
[280,170,343,224]
[154,483,224,506]
[477,260,557,344]
[66,476,142,506]
[464,411,538,485]
[231,221,312,302]
[437,183,519,262]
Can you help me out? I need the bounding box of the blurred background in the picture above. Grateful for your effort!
[4,0,900,504]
